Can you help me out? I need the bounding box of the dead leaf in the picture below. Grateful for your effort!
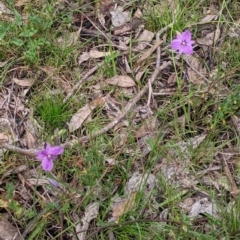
[189,198,218,219]
[175,134,207,162]
[1,165,27,180]
[0,2,13,14]
[134,8,143,18]
[112,193,136,218]
[0,61,8,68]
[106,75,136,87]
[137,134,154,157]
[12,78,34,87]
[15,0,29,7]
[56,29,80,47]
[135,117,156,139]
[97,12,106,28]
[22,114,41,149]
[184,55,207,85]
[90,50,113,58]
[135,71,145,82]
[125,171,156,194]
[104,97,122,119]
[200,14,218,23]
[113,128,129,148]
[78,50,114,65]
[113,19,142,35]
[196,27,221,46]
[110,6,131,27]
[0,214,22,240]
[134,30,155,51]
[69,96,107,132]
[139,39,163,62]
[98,0,114,13]
[0,132,9,142]
[78,52,90,65]
[167,72,177,85]
[75,202,99,240]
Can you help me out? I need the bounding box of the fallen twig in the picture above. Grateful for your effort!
[219,154,240,199]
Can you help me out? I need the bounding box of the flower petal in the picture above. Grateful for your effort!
[182,45,193,55]
[42,157,54,171]
[181,30,192,41]
[171,38,182,44]
[171,41,183,51]
[37,150,47,161]
[48,146,64,155]
[45,143,52,152]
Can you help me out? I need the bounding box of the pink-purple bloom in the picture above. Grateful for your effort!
[37,143,64,171]
[171,30,195,55]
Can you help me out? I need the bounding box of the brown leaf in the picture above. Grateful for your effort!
[184,55,207,85]
[0,215,22,240]
[106,75,136,87]
[196,27,221,46]
[138,39,163,62]
[110,6,131,27]
[89,50,113,58]
[56,30,80,47]
[112,193,136,219]
[78,50,113,64]
[0,2,13,14]
[12,78,34,87]
[0,61,8,68]
[69,96,107,132]
[98,0,114,13]
[135,117,156,139]
[0,132,9,143]
[15,0,29,7]
[75,202,99,240]
[200,14,218,23]
[134,30,154,51]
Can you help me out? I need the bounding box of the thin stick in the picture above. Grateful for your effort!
[220,154,240,198]
[1,142,37,156]
[147,32,161,108]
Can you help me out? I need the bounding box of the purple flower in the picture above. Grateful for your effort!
[37,143,64,171]
[171,30,195,55]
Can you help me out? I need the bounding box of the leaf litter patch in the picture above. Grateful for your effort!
[1,0,240,239]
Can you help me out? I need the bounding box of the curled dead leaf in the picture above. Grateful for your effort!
[12,78,34,87]
[106,75,136,87]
